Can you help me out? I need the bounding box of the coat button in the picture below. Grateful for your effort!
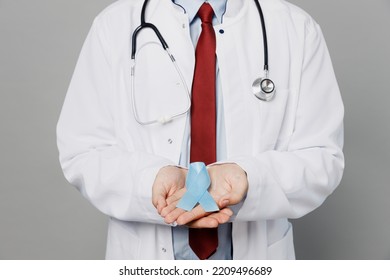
[168,139,173,144]
[162,248,167,253]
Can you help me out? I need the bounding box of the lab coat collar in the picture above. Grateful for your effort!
[172,0,227,24]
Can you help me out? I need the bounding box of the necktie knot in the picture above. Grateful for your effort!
[197,2,214,24]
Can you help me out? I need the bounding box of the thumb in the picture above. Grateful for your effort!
[218,195,231,208]
[152,184,168,213]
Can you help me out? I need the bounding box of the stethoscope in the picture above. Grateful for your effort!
[130,0,276,125]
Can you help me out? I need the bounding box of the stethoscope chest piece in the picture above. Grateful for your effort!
[252,77,276,101]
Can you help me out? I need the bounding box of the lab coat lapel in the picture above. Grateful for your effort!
[217,0,263,157]
[219,0,296,157]
[148,0,195,90]
[128,0,194,163]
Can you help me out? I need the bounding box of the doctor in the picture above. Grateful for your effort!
[57,0,344,260]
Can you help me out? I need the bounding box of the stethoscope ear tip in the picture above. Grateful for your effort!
[158,116,173,124]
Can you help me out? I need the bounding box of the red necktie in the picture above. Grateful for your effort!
[189,2,218,260]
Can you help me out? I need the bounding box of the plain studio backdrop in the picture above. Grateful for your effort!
[0,0,389,259]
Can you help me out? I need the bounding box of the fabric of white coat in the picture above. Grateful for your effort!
[57,0,344,260]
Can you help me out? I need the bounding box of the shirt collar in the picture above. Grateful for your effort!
[173,0,227,24]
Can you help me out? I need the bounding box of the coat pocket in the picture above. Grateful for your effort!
[267,222,295,260]
[105,218,141,259]
[258,88,298,151]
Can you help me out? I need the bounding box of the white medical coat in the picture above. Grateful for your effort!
[57,0,344,259]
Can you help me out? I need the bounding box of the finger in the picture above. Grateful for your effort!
[187,208,233,228]
[164,207,186,224]
[217,189,245,207]
[176,204,209,225]
[187,216,219,228]
[208,208,233,224]
[228,173,248,205]
[152,185,168,213]
[160,201,178,217]
[166,188,186,205]
[218,196,230,208]
[160,188,186,216]
[152,179,168,209]
[152,188,161,208]
[155,196,167,214]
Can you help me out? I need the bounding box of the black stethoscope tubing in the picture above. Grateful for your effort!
[131,0,275,102]
[131,0,167,59]
[253,0,269,72]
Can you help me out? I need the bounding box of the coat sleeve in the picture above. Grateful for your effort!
[56,18,173,225]
[233,19,344,221]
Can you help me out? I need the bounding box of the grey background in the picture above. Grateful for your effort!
[0,0,389,259]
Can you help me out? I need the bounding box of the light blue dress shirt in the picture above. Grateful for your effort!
[172,0,232,260]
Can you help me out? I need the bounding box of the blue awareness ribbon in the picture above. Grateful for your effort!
[177,162,219,212]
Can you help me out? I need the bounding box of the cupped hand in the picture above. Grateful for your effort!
[152,166,187,215]
[159,163,248,227]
